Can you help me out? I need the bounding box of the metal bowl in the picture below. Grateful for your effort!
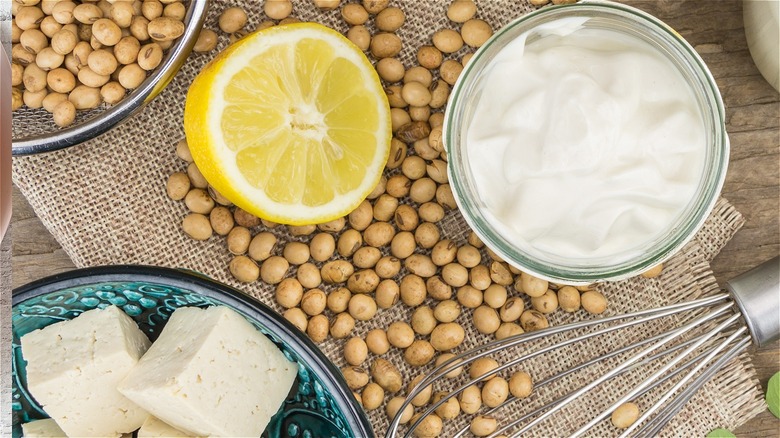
[11,265,374,438]
[11,1,209,156]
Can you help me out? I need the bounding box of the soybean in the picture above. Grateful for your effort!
[219,7,247,33]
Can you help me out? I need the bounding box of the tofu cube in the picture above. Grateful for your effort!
[20,305,151,437]
[118,306,298,437]
[138,416,198,438]
[21,419,65,437]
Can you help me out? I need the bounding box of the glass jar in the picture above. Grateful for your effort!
[445,0,728,284]
[743,0,780,92]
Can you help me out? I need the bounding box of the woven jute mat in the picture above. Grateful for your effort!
[13,0,766,436]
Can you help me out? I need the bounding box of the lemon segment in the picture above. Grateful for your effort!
[184,23,391,225]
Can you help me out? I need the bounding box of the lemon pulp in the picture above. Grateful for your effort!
[184,23,391,225]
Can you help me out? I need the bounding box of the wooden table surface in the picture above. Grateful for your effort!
[10,0,779,435]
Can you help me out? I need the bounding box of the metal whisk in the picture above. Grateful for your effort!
[387,257,779,437]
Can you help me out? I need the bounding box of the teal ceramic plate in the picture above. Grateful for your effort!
[12,266,374,438]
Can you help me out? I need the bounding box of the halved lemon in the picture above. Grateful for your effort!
[184,23,391,225]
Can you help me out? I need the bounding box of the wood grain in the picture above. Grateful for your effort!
[11,186,75,288]
[10,0,779,435]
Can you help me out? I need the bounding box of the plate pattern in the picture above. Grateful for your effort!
[12,281,352,438]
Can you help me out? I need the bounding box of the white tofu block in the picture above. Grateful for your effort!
[118,306,298,437]
[21,419,65,437]
[20,305,152,437]
[138,416,198,438]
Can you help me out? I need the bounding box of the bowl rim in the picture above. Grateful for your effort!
[12,264,375,438]
[443,0,728,285]
[11,1,210,156]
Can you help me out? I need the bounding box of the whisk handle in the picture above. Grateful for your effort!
[726,256,780,347]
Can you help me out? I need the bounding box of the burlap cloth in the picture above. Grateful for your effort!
[12,0,766,436]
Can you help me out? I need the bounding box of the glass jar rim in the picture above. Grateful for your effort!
[444,0,729,285]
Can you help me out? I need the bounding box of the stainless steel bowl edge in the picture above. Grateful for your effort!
[11,0,210,156]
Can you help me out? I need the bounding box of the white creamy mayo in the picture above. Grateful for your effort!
[466,17,706,264]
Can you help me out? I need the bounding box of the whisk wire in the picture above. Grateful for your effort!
[482,325,734,438]
[406,293,731,400]
[392,294,733,437]
[537,329,693,388]
[631,333,751,438]
[568,312,742,437]
[505,302,735,437]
